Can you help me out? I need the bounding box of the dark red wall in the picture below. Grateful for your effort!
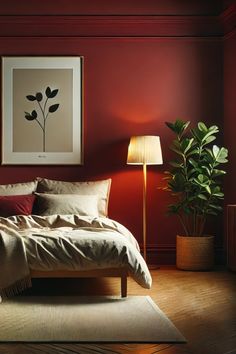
[224,29,236,204]
[0,0,223,15]
[0,0,231,263]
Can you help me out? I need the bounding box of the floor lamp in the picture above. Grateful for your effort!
[127,136,163,261]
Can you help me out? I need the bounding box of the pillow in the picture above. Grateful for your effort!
[35,193,99,217]
[0,194,36,217]
[0,181,37,195]
[36,177,111,217]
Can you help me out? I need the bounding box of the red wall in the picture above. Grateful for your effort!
[224,29,236,204]
[0,0,223,15]
[0,0,227,263]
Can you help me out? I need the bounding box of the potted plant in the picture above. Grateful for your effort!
[163,119,228,270]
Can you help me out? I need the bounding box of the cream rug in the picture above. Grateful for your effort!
[0,296,186,342]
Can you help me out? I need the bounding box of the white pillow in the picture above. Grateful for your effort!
[35,193,99,217]
[36,177,111,217]
[0,181,37,195]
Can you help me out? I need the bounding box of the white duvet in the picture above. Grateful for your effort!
[0,214,152,299]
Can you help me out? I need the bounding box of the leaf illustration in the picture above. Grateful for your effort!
[49,89,58,98]
[48,104,59,113]
[36,92,43,102]
[24,85,60,152]
[31,110,38,118]
[24,111,36,121]
[46,87,59,99]
[45,86,52,98]
[26,95,36,101]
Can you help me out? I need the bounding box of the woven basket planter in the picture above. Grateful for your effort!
[176,235,214,271]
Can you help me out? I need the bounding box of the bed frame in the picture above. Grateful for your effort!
[30,268,128,297]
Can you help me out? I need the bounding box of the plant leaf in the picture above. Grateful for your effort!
[197,174,204,183]
[203,135,216,145]
[213,145,220,157]
[212,191,224,197]
[166,119,190,136]
[205,185,211,194]
[188,157,198,168]
[212,145,228,163]
[170,146,184,156]
[24,112,33,121]
[26,95,36,101]
[31,110,37,118]
[212,169,226,177]
[45,86,52,98]
[202,166,210,175]
[35,92,43,102]
[198,122,207,132]
[169,161,184,168]
[198,194,208,200]
[181,138,194,154]
[49,89,58,98]
[209,204,222,210]
[48,104,59,113]
[207,210,218,216]
[25,111,36,121]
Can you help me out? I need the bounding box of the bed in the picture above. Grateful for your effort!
[0,178,152,300]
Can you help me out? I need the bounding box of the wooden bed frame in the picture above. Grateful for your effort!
[30,268,128,297]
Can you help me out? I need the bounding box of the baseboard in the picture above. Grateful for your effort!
[146,245,176,265]
[146,245,225,266]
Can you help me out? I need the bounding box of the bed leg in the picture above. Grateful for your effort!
[121,274,127,297]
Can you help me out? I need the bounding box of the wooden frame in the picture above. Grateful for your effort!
[1,56,83,165]
[30,268,128,297]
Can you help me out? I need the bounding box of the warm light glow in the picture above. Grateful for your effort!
[127,135,163,165]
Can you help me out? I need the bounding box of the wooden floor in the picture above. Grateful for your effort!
[0,266,235,354]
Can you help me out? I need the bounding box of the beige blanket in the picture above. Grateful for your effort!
[0,223,32,300]
[0,215,152,300]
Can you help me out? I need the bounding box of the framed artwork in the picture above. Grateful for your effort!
[1,56,83,165]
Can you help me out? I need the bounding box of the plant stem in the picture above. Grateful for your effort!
[199,215,206,236]
[35,119,44,131]
[177,214,189,235]
[37,101,44,118]
[37,100,46,152]
[35,119,45,152]
[43,97,48,113]
[43,122,45,152]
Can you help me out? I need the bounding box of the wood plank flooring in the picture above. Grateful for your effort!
[0,267,235,354]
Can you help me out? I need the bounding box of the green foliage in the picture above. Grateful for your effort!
[163,119,228,236]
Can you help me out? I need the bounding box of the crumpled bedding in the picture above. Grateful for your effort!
[0,214,152,299]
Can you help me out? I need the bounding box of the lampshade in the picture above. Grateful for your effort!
[127,135,163,165]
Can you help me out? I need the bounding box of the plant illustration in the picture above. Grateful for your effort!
[24,86,60,152]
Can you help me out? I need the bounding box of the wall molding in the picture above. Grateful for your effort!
[0,15,222,38]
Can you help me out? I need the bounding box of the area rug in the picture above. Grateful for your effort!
[0,296,186,343]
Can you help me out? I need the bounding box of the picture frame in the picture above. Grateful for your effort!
[1,56,83,165]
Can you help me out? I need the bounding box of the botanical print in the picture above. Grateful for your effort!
[24,86,60,152]
[13,68,73,153]
[2,56,82,165]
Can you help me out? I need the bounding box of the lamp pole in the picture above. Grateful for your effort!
[143,163,147,261]
[127,135,163,264]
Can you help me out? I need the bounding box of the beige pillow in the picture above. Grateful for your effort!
[36,177,111,217]
[0,181,37,195]
[35,193,99,217]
